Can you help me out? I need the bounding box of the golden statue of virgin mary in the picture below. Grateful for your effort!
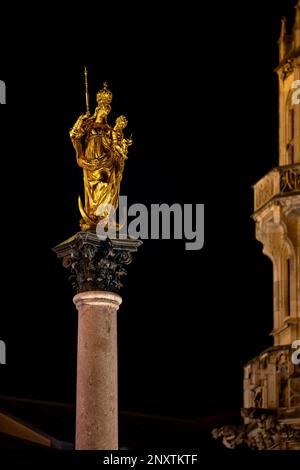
[70,79,132,231]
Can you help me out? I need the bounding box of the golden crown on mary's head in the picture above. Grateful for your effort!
[96,82,113,107]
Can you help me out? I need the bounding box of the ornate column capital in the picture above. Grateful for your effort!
[53,232,142,294]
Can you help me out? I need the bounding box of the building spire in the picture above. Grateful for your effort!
[279,17,287,60]
[295,0,300,47]
[280,16,286,37]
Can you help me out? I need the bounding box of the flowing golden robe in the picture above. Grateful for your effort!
[70,108,131,231]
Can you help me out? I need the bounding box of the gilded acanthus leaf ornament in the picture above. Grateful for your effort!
[70,76,132,232]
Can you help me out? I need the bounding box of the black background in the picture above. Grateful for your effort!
[0,0,297,426]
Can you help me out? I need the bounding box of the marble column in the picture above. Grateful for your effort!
[53,232,141,449]
[74,291,121,449]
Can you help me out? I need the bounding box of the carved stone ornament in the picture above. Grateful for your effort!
[280,59,294,80]
[53,232,142,294]
[280,166,300,193]
[212,408,300,450]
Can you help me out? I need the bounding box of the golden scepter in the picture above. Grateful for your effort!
[84,66,90,115]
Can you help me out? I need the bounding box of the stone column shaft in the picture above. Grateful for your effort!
[74,291,122,450]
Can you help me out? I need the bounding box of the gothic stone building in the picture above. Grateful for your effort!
[213,1,300,450]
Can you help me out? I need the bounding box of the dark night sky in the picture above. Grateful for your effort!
[0,0,297,421]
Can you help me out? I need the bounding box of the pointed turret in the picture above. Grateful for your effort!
[295,0,300,47]
[279,16,287,60]
[253,0,300,345]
